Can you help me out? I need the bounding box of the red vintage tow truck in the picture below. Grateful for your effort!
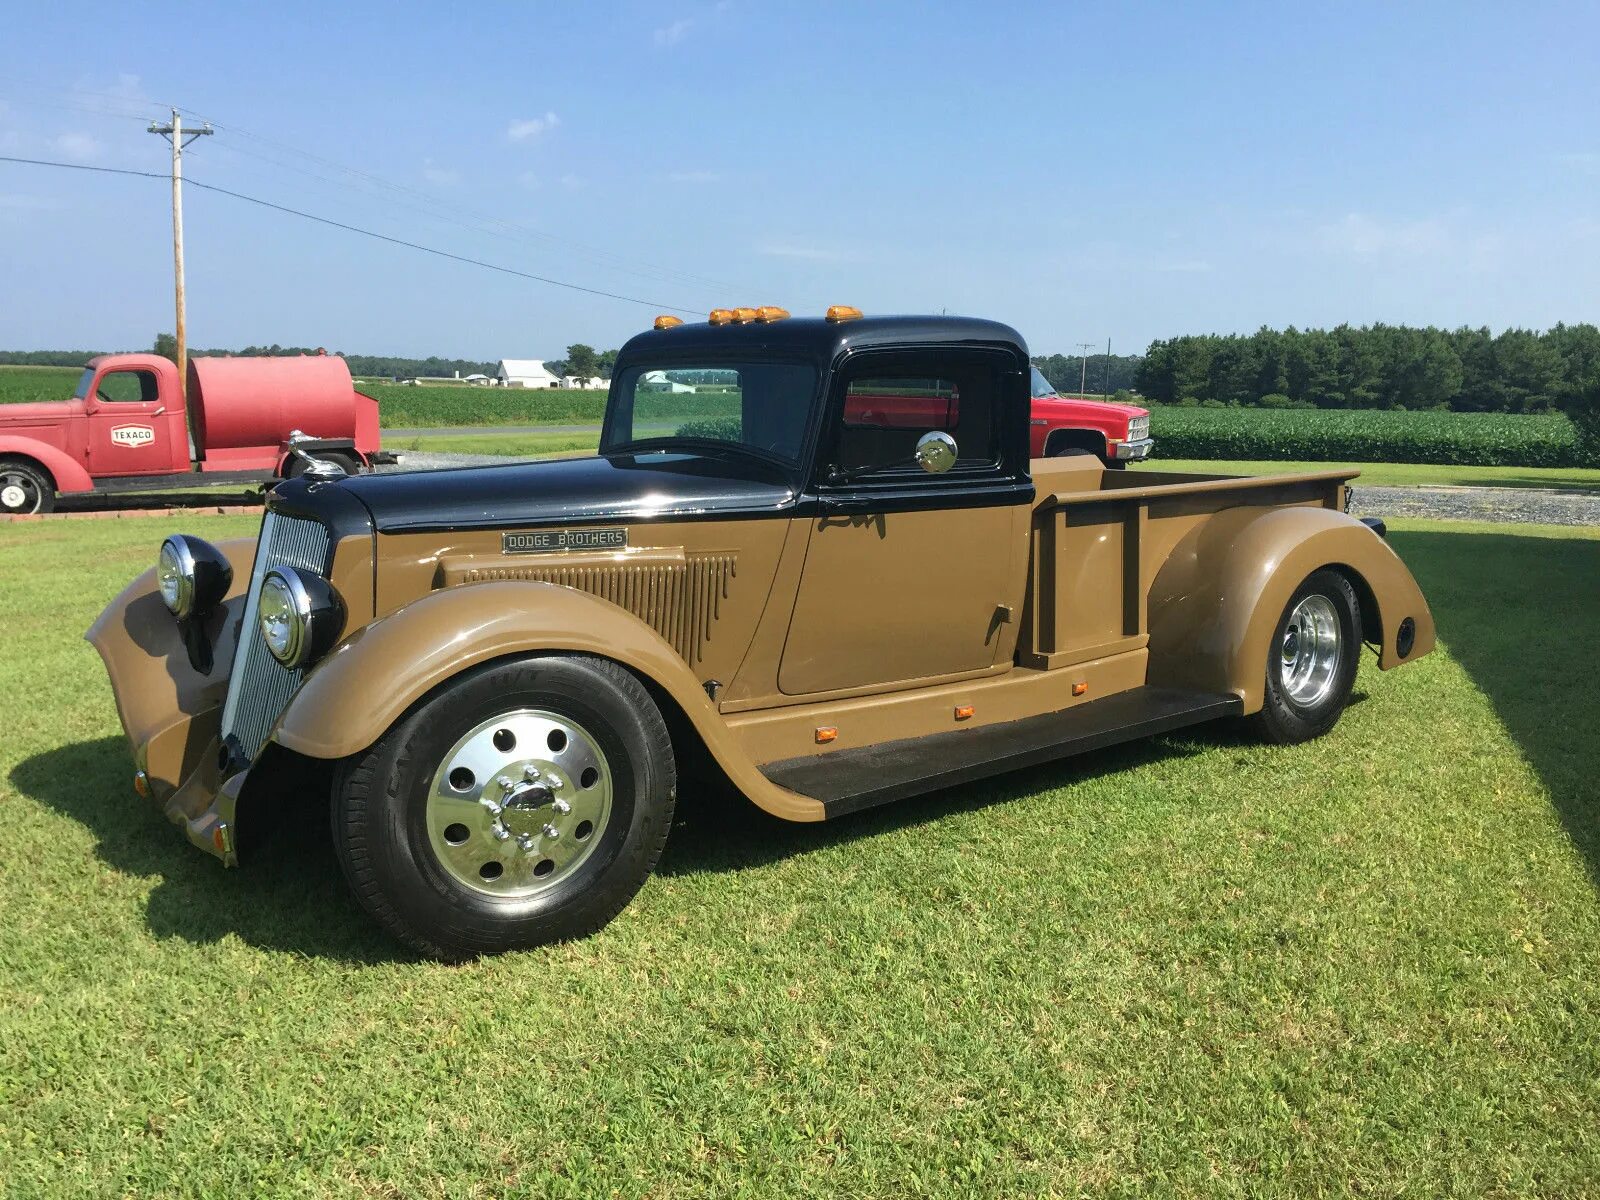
[0,353,394,514]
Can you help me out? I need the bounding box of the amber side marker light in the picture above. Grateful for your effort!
[708,308,735,325]
[826,305,864,322]
[654,315,684,330]
[954,705,975,721]
[133,769,151,798]
[1072,681,1089,697]
[755,306,790,322]
[815,726,838,744]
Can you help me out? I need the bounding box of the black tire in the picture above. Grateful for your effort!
[0,458,55,514]
[332,654,676,961]
[1250,569,1361,745]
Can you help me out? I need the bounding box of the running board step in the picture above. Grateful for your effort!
[761,685,1243,819]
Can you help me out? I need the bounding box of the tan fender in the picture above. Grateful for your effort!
[271,580,825,823]
[1146,506,1435,711]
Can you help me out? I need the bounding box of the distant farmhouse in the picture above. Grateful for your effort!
[496,359,562,388]
[563,375,607,390]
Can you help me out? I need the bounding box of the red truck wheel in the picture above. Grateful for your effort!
[0,459,54,515]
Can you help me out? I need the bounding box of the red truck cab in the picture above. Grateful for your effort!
[0,353,391,514]
[1027,367,1152,465]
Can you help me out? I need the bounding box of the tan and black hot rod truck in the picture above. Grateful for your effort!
[89,307,1435,960]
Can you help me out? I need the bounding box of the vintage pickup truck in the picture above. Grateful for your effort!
[0,352,393,513]
[89,307,1434,960]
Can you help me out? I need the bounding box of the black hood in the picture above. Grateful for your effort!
[322,453,799,533]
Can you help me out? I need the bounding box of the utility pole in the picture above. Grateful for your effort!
[148,109,212,400]
[1104,337,1112,399]
[1076,342,1095,396]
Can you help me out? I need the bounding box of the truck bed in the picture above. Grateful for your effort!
[1019,459,1357,671]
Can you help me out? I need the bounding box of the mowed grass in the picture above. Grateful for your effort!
[387,431,601,459]
[1,516,1598,1195]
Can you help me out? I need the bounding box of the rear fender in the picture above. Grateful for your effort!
[1146,505,1435,712]
[0,436,94,494]
[272,580,825,822]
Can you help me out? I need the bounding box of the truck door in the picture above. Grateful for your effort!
[85,367,176,476]
[778,349,1031,696]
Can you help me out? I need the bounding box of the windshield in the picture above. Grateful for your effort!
[603,361,819,464]
[1029,366,1058,399]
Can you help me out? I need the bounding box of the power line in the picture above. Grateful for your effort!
[0,154,700,313]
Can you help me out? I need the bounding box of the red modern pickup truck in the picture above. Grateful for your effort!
[0,353,393,513]
[841,365,1152,468]
[1027,367,1151,464]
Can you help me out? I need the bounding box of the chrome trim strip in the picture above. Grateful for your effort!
[218,512,277,745]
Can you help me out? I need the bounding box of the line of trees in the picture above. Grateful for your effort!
[1136,324,1600,414]
[1030,353,1143,396]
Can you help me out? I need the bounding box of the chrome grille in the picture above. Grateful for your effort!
[219,513,332,761]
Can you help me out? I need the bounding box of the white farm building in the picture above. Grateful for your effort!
[496,359,562,388]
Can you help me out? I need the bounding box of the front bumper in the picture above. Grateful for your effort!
[1111,437,1154,461]
[85,539,259,865]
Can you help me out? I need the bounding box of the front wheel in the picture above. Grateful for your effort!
[1250,569,1361,745]
[0,459,55,514]
[332,655,676,961]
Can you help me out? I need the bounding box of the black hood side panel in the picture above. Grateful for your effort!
[322,453,798,534]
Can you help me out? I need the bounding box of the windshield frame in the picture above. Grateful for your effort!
[1029,366,1058,399]
[599,353,825,473]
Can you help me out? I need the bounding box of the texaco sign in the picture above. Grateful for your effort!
[110,425,156,448]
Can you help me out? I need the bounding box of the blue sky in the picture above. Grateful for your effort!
[2,1,1596,361]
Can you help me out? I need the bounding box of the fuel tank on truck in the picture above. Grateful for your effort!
[185,355,381,456]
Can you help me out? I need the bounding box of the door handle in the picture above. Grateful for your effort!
[819,495,877,515]
[152,406,166,415]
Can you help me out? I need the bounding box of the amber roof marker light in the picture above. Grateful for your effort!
[653,315,684,330]
[708,308,735,325]
[754,306,790,323]
[826,305,864,322]
[732,307,758,324]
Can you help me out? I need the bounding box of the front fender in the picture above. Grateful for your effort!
[272,580,825,823]
[0,436,95,493]
[1146,506,1435,712]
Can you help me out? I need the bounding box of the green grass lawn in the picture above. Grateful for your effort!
[2,516,1597,1195]
[1135,458,1600,491]
[388,431,601,458]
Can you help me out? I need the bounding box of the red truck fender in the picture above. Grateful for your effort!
[0,436,94,494]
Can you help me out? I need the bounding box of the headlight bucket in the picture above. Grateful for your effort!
[157,535,233,619]
[258,566,344,668]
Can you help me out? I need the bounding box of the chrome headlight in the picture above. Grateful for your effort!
[157,535,233,619]
[1128,415,1150,441]
[258,566,343,668]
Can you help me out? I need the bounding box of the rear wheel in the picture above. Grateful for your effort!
[332,655,676,961]
[1250,569,1361,744]
[0,459,54,514]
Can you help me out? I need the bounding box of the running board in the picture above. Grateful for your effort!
[761,685,1243,819]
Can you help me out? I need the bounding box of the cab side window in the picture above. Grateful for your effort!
[95,370,160,403]
[830,355,1001,479]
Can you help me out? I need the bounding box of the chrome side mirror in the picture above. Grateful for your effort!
[914,430,958,474]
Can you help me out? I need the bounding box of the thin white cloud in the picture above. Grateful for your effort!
[654,19,692,46]
[759,241,847,262]
[1315,212,1450,257]
[422,161,460,186]
[518,170,541,192]
[507,112,559,142]
[559,173,584,189]
[54,132,101,161]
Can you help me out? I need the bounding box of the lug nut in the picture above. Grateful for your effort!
[543,824,560,840]
[517,833,536,852]
[546,772,564,790]
[491,821,511,842]
[552,799,571,815]
[498,776,515,792]
[523,764,541,780]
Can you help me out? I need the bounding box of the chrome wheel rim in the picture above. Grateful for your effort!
[1,473,39,513]
[426,708,614,898]
[1279,594,1342,707]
